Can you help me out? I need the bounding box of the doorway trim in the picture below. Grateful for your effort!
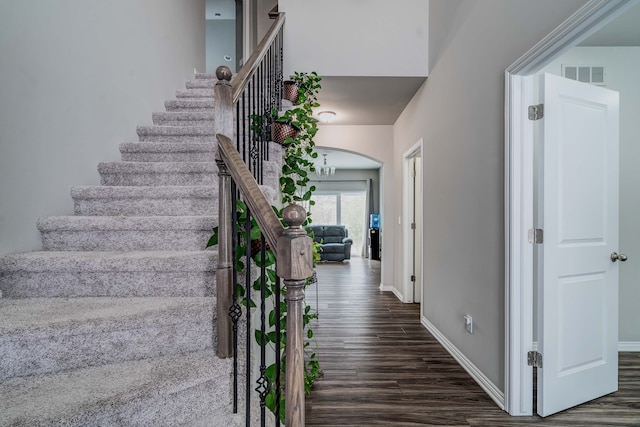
[504,0,638,416]
[402,139,423,304]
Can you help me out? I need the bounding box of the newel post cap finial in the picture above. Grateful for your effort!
[282,203,306,228]
[216,65,233,82]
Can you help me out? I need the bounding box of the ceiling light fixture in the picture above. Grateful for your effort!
[318,111,337,123]
[316,154,336,177]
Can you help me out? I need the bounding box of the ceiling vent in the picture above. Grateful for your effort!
[561,65,606,85]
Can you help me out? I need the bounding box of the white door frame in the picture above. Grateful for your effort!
[403,139,423,304]
[504,0,638,416]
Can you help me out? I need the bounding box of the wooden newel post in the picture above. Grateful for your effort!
[277,203,314,427]
[215,66,234,358]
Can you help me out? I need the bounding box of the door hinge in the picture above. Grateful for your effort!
[411,222,416,230]
[528,104,544,120]
[528,228,543,244]
[527,351,543,368]
[410,275,416,282]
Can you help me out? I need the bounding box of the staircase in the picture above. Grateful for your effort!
[0,73,283,426]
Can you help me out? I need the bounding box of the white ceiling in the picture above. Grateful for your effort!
[314,76,426,126]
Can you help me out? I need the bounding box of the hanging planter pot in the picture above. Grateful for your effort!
[271,121,300,145]
[250,238,272,256]
[283,80,301,104]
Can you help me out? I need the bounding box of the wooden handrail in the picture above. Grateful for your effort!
[232,12,285,104]
[216,134,284,252]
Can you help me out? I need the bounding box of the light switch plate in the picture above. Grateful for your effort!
[464,315,473,334]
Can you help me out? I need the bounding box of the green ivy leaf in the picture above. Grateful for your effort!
[249,226,262,241]
[206,227,219,248]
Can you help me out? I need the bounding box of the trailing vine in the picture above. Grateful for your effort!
[208,71,323,423]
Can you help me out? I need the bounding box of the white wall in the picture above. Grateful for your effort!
[313,125,394,288]
[0,0,205,256]
[393,0,587,391]
[278,0,429,78]
[543,47,640,343]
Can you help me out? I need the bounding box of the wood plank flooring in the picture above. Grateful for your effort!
[304,257,640,426]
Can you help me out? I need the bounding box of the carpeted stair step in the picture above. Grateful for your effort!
[262,157,282,184]
[137,125,217,142]
[0,251,217,298]
[165,99,215,111]
[0,297,215,380]
[152,111,214,126]
[185,79,218,89]
[71,185,218,216]
[99,161,217,186]
[0,350,239,427]
[195,73,217,80]
[37,216,216,251]
[176,89,214,98]
[119,142,216,162]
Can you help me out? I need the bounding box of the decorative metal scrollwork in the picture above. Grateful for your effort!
[229,301,242,324]
[255,370,270,406]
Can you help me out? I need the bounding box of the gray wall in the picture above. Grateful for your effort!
[206,19,235,73]
[0,0,205,256]
[393,0,587,390]
[257,0,278,43]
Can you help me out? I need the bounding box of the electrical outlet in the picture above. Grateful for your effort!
[464,315,473,334]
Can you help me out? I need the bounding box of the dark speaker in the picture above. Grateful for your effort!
[369,228,380,260]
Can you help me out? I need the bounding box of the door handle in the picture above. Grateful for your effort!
[611,252,628,262]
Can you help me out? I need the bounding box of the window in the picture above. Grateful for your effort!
[310,191,366,255]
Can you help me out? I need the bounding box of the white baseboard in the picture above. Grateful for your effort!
[379,284,406,303]
[379,283,393,292]
[390,287,404,302]
[619,341,640,352]
[421,316,505,410]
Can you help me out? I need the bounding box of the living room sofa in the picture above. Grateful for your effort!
[308,225,353,262]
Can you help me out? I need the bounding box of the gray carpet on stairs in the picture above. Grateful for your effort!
[0,251,217,298]
[0,351,239,427]
[0,71,284,425]
[0,297,215,380]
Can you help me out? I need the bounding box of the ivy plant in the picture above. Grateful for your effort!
[209,71,323,424]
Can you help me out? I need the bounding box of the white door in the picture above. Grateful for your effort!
[538,73,620,417]
[413,156,423,303]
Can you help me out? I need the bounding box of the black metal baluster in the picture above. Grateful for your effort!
[242,83,248,164]
[230,183,241,414]
[277,30,284,111]
[255,234,268,426]
[265,48,271,164]
[236,101,241,154]
[250,75,258,181]
[245,205,252,426]
[275,276,282,427]
[255,63,264,184]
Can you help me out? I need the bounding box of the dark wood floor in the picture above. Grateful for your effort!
[304,257,640,426]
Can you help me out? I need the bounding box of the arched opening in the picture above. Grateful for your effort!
[309,147,383,260]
